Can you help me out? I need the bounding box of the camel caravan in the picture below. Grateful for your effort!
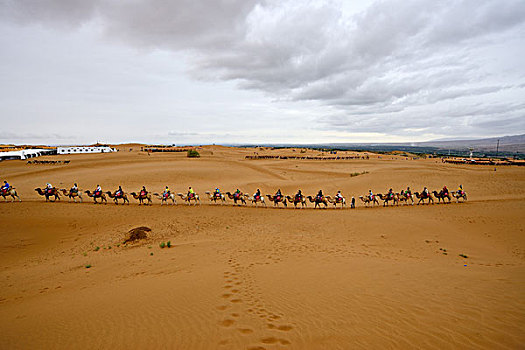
[2,180,468,208]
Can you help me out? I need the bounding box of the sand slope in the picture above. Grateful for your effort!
[1,147,524,349]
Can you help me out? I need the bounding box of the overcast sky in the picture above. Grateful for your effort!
[1,0,524,145]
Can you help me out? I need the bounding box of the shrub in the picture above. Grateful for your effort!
[159,242,166,248]
[167,241,171,248]
[187,149,200,158]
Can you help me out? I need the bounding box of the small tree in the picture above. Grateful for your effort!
[187,149,200,158]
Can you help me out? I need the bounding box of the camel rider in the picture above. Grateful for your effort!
[369,190,373,200]
[235,189,241,198]
[1,181,10,192]
[46,183,53,194]
[296,189,302,200]
[115,186,123,197]
[163,186,170,198]
[457,184,463,195]
[335,190,343,201]
[254,189,261,199]
[140,186,148,197]
[388,188,394,198]
[188,187,195,198]
[442,186,448,195]
[406,187,412,196]
[317,189,323,199]
[95,185,102,195]
[423,187,429,196]
[214,188,220,198]
[275,189,282,200]
[71,183,78,193]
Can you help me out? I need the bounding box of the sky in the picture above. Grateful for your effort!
[0,0,524,145]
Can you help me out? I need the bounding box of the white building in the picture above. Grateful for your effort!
[57,146,116,155]
[0,148,55,161]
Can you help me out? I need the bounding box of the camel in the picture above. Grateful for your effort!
[60,188,83,203]
[35,187,60,202]
[106,191,130,205]
[306,195,328,209]
[414,191,434,205]
[452,191,468,202]
[225,192,246,205]
[326,195,346,209]
[84,190,107,204]
[358,195,380,207]
[266,194,287,207]
[285,195,307,208]
[1,187,21,202]
[377,193,398,206]
[398,192,414,205]
[205,191,226,204]
[177,193,201,205]
[246,194,266,206]
[432,190,451,204]
[130,191,152,205]
[153,192,176,205]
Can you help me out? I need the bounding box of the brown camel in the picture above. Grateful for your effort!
[432,190,451,204]
[205,191,226,204]
[130,191,152,205]
[106,191,130,205]
[452,191,467,202]
[326,195,346,209]
[60,188,83,203]
[84,190,107,204]
[306,195,328,209]
[285,195,307,208]
[177,193,201,205]
[153,192,177,205]
[1,187,21,202]
[35,187,60,202]
[266,194,287,207]
[358,195,380,206]
[414,191,434,205]
[377,193,398,206]
[225,191,246,205]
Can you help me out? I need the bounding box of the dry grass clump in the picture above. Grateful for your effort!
[124,226,152,243]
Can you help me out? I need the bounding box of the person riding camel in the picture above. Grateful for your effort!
[275,189,282,200]
[188,187,195,198]
[95,184,102,196]
[234,188,241,198]
[406,187,412,196]
[388,188,394,199]
[115,186,123,198]
[335,190,343,201]
[317,189,323,199]
[71,183,78,194]
[1,180,10,193]
[254,189,261,199]
[163,186,170,198]
[214,188,221,198]
[457,184,463,195]
[295,189,303,201]
[369,189,373,201]
[442,186,448,195]
[46,182,53,194]
[423,187,429,196]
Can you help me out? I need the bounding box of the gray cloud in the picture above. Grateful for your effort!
[1,0,524,140]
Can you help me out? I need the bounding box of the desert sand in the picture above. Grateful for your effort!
[1,146,524,349]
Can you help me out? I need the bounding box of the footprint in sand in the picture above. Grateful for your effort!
[219,319,235,327]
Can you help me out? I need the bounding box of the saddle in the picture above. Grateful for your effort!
[94,191,101,196]
[140,191,146,196]
[276,195,281,201]
[214,193,221,198]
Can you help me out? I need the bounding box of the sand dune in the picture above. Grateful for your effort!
[1,146,524,349]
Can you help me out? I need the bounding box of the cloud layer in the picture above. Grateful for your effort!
[1,0,524,142]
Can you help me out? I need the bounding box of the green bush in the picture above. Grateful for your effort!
[187,149,200,158]
[167,241,171,248]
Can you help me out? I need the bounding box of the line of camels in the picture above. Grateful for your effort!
[22,187,468,208]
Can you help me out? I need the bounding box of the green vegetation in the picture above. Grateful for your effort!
[94,246,100,252]
[350,171,368,177]
[159,242,166,248]
[187,149,200,158]
[459,254,468,258]
[85,264,92,269]
[167,241,171,248]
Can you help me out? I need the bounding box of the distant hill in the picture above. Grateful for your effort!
[416,134,525,154]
